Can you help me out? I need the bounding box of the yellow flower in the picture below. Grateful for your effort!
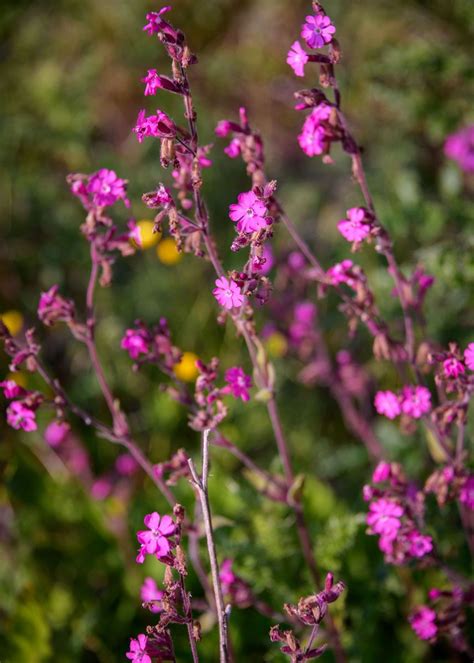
[1,310,24,336]
[157,237,182,265]
[265,331,288,358]
[6,371,27,388]
[174,352,199,382]
[134,220,161,250]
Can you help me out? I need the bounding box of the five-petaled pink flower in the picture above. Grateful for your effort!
[444,125,474,173]
[460,475,474,510]
[133,109,177,142]
[0,380,25,399]
[374,390,401,420]
[443,357,464,378]
[136,512,175,563]
[366,498,403,539]
[140,577,163,613]
[298,103,332,157]
[126,633,152,663]
[229,191,268,234]
[408,531,433,558]
[213,277,244,310]
[464,342,474,370]
[287,41,309,77]
[400,386,431,419]
[301,14,336,49]
[337,207,371,243]
[223,367,252,402]
[326,259,356,287]
[6,401,37,432]
[121,329,150,360]
[87,169,130,208]
[409,606,437,641]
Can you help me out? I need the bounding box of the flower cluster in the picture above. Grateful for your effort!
[136,512,176,564]
[69,168,130,210]
[374,385,432,420]
[121,319,182,372]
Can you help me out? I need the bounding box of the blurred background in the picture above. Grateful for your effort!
[0,0,473,661]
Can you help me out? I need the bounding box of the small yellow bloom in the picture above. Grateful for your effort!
[6,371,27,388]
[157,237,182,265]
[1,310,24,336]
[135,220,161,250]
[174,352,199,382]
[265,331,288,358]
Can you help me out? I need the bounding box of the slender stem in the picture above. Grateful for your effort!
[179,574,200,663]
[304,622,320,657]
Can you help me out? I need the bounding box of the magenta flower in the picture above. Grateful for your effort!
[301,14,336,49]
[464,342,474,370]
[0,380,25,399]
[337,207,371,243]
[140,577,163,613]
[298,122,325,157]
[121,329,150,360]
[286,41,309,77]
[223,367,252,402]
[133,109,177,142]
[136,512,175,562]
[6,401,37,432]
[443,357,465,378]
[400,386,432,419]
[326,260,355,286]
[127,220,142,248]
[366,498,403,538]
[219,559,237,594]
[213,277,244,310]
[87,169,130,208]
[224,138,241,159]
[374,390,401,420]
[372,461,391,483]
[91,477,113,501]
[126,634,152,663]
[38,285,75,326]
[409,606,437,641]
[444,125,474,173]
[44,421,70,447]
[115,453,139,476]
[408,531,433,558]
[460,475,474,510]
[142,69,161,96]
[229,191,268,234]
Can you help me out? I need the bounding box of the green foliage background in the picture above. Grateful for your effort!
[0,0,473,661]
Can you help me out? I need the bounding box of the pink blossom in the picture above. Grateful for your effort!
[374,391,401,420]
[408,531,433,558]
[228,191,268,234]
[298,122,325,157]
[289,301,316,342]
[140,577,163,613]
[133,109,177,142]
[337,207,371,243]
[142,69,161,96]
[400,386,432,419]
[213,277,244,310]
[87,169,130,208]
[116,453,139,476]
[44,421,70,447]
[460,475,474,510]
[326,260,355,287]
[91,476,113,500]
[0,380,25,399]
[143,7,172,36]
[215,120,240,137]
[444,125,474,173]
[136,512,175,562]
[38,285,75,326]
[464,342,474,370]
[372,461,391,483]
[127,220,142,248]
[409,606,437,641]
[126,634,152,663]
[223,367,252,402]
[121,329,150,360]
[219,559,237,594]
[6,401,37,432]
[442,357,464,378]
[224,138,241,158]
[286,41,309,77]
[301,14,336,49]
[362,485,374,502]
[288,251,306,270]
[366,498,403,539]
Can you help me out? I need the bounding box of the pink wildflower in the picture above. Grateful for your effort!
[140,577,163,613]
[374,390,401,420]
[213,277,244,310]
[301,14,336,49]
[6,401,37,432]
[0,380,25,399]
[142,69,161,96]
[127,220,142,248]
[408,531,433,558]
[133,109,177,142]
[143,7,172,36]
[326,260,355,286]
[228,191,268,234]
[91,477,113,501]
[443,357,465,378]
[223,367,252,402]
[464,342,474,370]
[224,138,241,158]
[444,125,474,173]
[44,421,70,447]
[136,512,175,562]
[400,386,432,419]
[87,169,130,208]
[38,285,75,326]
[372,461,391,483]
[286,41,309,77]
[219,559,237,594]
[366,498,403,539]
[460,475,474,510]
[337,207,371,243]
[121,329,150,360]
[409,606,437,641]
[115,453,139,476]
[126,634,152,663]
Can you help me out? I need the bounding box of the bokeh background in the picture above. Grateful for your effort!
[1,0,473,661]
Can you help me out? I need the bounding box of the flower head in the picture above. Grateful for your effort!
[286,41,309,77]
[229,191,268,234]
[366,498,403,539]
[213,277,244,310]
[38,285,75,326]
[140,577,163,613]
[0,379,25,399]
[6,401,37,432]
[326,260,356,287]
[408,531,433,558]
[374,390,401,420]
[337,207,371,243]
[116,453,139,476]
[409,606,437,641]
[126,633,152,663]
[121,328,150,360]
[443,357,465,378]
[136,512,175,562]
[133,109,177,142]
[44,421,70,447]
[224,367,252,402]
[87,169,130,208]
[460,475,474,510]
[401,386,431,419]
[464,342,474,370]
[444,125,474,173]
[301,14,336,49]
[372,461,391,483]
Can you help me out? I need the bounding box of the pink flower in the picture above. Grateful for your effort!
[215,120,240,137]
[38,285,75,326]
[372,461,391,483]
[286,41,309,77]
[223,367,252,402]
[464,342,474,370]
[133,109,177,142]
[136,512,175,562]
[213,277,244,310]
[460,475,474,510]
[326,260,355,287]
[408,531,433,558]
[374,391,401,420]
[366,498,403,539]
[409,606,437,641]
[44,421,70,447]
[0,380,25,399]
[400,386,431,419]
[126,634,152,663]
[127,220,142,248]
[444,125,474,173]
[115,453,139,476]
[142,69,161,96]
[6,401,37,432]
[219,559,237,594]
[224,138,241,158]
[228,191,268,234]
[337,207,371,243]
[121,329,150,360]
[301,14,336,49]
[87,169,130,208]
[442,357,465,378]
[140,577,163,613]
[91,476,113,500]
